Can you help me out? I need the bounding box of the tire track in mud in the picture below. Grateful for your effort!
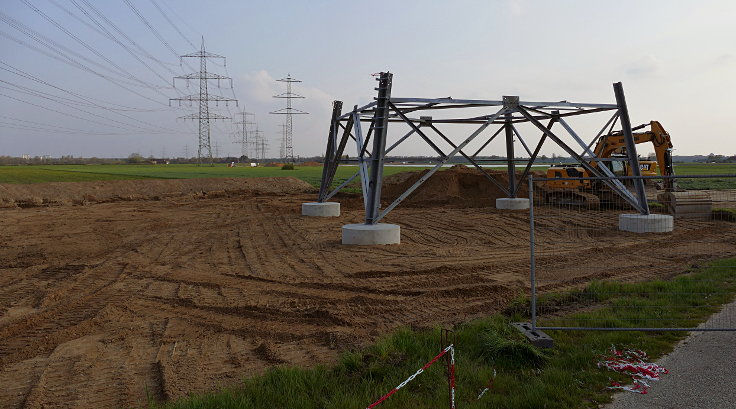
[2,191,735,409]
[0,262,131,368]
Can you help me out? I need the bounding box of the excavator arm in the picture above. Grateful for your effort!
[591,121,676,190]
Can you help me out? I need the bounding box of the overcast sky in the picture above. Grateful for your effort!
[1,0,734,159]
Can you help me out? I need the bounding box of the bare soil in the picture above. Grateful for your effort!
[1,171,734,409]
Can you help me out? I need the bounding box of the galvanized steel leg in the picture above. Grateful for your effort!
[505,112,517,198]
[318,101,343,202]
[613,82,649,215]
[365,72,393,225]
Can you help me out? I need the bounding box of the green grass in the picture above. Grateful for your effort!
[0,164,424,187]
[150,258,736,409]
[672,163,736,189]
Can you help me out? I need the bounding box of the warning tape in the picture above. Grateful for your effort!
[598,347,668,394]
[366,344,455,409]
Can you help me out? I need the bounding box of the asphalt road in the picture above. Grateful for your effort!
[605,300,736,409]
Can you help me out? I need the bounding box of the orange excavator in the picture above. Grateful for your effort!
[545,121,711,216]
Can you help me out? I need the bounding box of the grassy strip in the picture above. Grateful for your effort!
[151,258,736,409]
[0,165,422,186]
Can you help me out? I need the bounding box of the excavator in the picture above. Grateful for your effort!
[544,121,711,217]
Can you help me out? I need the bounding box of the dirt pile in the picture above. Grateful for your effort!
[381,165,535,207]
[0,177,314,208]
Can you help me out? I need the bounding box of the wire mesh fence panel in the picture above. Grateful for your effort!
[529,174,736,331]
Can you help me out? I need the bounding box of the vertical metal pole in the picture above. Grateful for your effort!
[529,175,537,329]
[318,101,343,202]
[505,110,517,197]
[613,82,649,215]
[365,72,393,224]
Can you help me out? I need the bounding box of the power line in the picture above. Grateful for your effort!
[0,29,171,106]
[148,0,197,51]
[21,0,171,92]
[68,0,183,84]
[122,0,178,57]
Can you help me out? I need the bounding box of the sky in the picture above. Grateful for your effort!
[1,0,734,159]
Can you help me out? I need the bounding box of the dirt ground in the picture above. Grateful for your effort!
[1,172,735,409]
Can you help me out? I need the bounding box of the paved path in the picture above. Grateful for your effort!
[605,300,736,409]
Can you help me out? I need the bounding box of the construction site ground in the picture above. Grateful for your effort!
[1,170,735,409]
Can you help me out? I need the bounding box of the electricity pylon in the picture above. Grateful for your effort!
[170,37,237,165]
[270,74,308,163]
[233,110,255,158]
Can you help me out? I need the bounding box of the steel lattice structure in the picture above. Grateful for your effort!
[270,74,308,163]
[318,72,650,225]
[170,38,237,165]
[232,110,255,158]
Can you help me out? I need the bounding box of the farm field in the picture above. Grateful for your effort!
[0,162,732,185]
[0,168,735,409]
[0,164,423,186]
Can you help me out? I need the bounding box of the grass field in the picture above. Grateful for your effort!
[0,164,422,187]
[150,258,736,409]
[0,163,733,189]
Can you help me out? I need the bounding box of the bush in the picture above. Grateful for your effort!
[281,164,295,170]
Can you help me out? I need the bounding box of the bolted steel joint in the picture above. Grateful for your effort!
[503,95,520,108]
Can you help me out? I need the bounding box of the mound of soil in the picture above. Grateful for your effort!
[381,165,534,208]
[0,177,315,208]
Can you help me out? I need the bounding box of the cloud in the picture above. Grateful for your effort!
[625,55,661,78]
[714,53,733,66]
[504,0,528,16]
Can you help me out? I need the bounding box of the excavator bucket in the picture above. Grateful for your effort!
[657,191,712,219]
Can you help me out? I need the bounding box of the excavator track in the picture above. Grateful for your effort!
[545,191,601,209]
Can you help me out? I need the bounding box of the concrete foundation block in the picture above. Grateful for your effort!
[302,202,340,217]
[496,198,530,210]
[342,223,400,245]
[619,214,674,233]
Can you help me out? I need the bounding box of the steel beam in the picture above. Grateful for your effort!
[514,118,556,196]
[365,72,393,225]
[557,115,640,207]
[505,111,517,197]
[353,110,370,210]
[388,101,447,159]
[389,97,617,109]
[318,100,343,201]
[613,82,649,215]
[517,106,647,214]
[471,126,505,158]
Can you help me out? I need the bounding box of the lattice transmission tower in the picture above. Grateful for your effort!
[270,74,308,163]
[170,38,237,165]
[252,127,267,160]
[233,110,255,158]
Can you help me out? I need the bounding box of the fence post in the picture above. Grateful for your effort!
[529,175,537,329]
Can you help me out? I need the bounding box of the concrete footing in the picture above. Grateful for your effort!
[342,223,400,245]
[496,198,530,210]
[302,202,340,217]
[619,214,674,233]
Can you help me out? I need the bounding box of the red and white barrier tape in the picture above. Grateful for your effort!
[476,369,497,400]
[598,347,668,394]
[366,344,455,409]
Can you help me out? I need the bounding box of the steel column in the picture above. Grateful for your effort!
[365,72,393,225]
[318,100,343,202]
[613,82,649,215]
[505,109,517,198]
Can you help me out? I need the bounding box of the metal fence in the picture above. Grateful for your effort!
[528,174,736,331]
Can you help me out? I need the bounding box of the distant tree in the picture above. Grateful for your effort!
[127,153,143,164]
